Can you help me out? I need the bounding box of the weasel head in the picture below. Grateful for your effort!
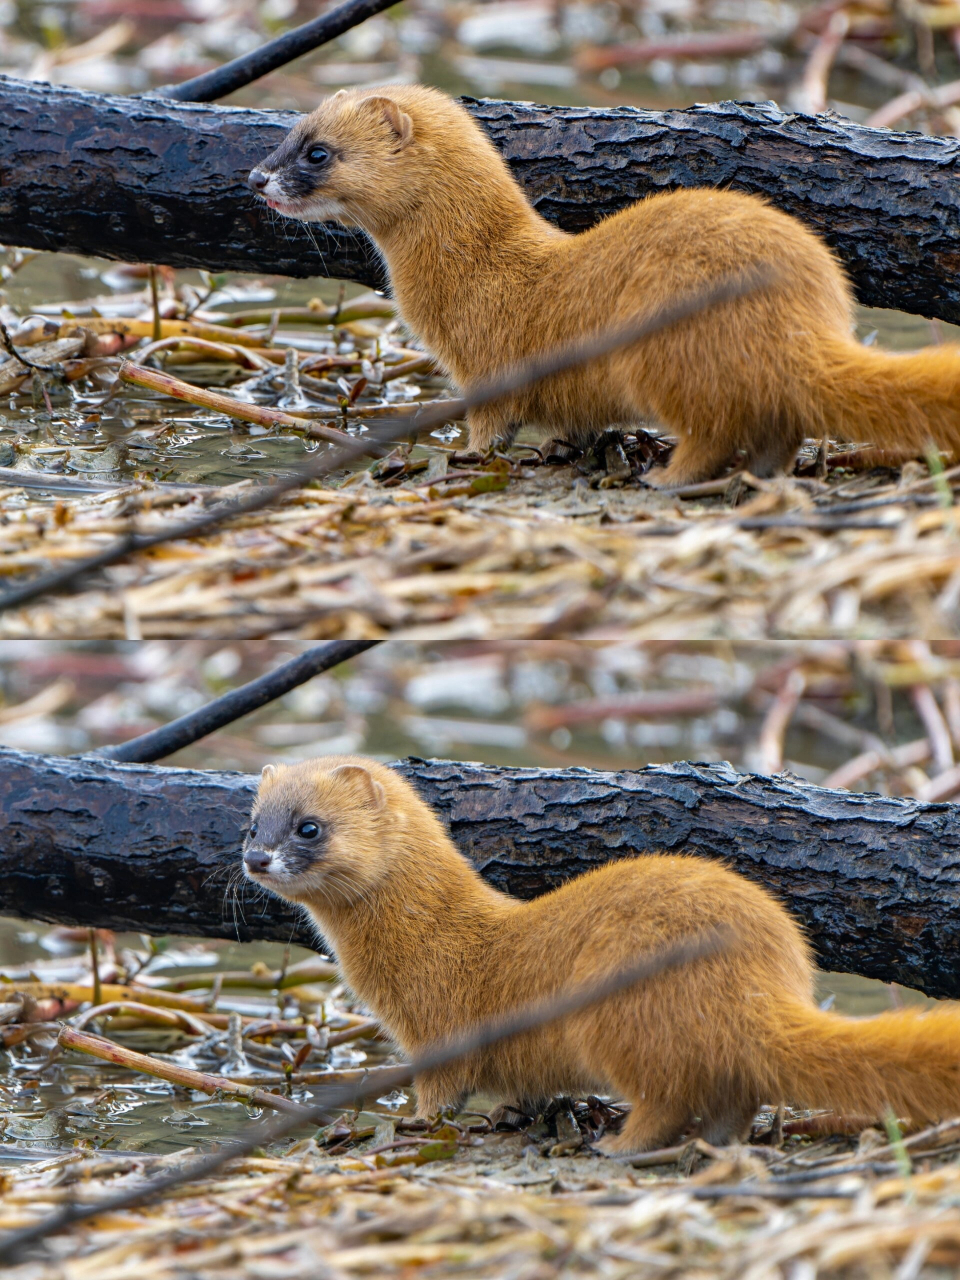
[242,754,394,910]
[246,85,456,233]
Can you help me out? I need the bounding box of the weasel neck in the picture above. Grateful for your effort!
[371,165,565,386]
[302,830,516,1049]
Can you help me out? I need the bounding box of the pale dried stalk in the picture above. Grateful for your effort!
[910,684,954,774]
[756,669,807,775]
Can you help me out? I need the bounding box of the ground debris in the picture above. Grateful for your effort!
[5,1113,960,1277]
[0,451,956,638]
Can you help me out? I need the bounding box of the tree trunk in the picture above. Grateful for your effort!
[4,76,960,322]
[1,747,959,996]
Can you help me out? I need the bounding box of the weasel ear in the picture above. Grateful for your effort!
[329,763,387,810]
[365,95,414,149]
[260,763,279,783]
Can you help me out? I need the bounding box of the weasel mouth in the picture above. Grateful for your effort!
[261,195,302,217]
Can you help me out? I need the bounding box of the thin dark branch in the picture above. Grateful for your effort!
[95,640,380,763]
[0,319,59,373]
[0,265,774,616]
[156,0,401,102]
[0,928,726,1264]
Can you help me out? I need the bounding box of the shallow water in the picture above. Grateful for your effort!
[0,257,384,489]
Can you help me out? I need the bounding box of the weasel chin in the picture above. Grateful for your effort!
[259,195,350,224]
[297,198,351,224]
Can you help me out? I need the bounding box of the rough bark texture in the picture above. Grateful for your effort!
[5,76,960,321]
[1,748,959,996]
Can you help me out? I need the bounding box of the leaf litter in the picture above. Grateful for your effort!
[2,253,960,639]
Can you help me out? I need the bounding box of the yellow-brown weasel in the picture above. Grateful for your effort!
[242,755,960,1154]
[247,86,960,487]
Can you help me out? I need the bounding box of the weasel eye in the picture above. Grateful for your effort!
[248,821,258,840]
[297,821,320,839]
[306,146,329,165]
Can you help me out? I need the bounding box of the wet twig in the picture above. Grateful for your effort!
[0,319,60,374]
[118,362,371,448]
[58,1025,316,1116]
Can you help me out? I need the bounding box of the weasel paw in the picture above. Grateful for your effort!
[593,1132,635,1157]
[642,465,679,490]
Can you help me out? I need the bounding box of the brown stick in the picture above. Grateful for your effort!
[60,317,265,347]
[117,362,358,449]
[70,1001,211,1035]
[797,10,849,114]
[865,76,960,128]
[131,336,267,370]
[943,678,960,748]
[576,31,768,71]
[525,689,721,733]
[911,683,953,774]
[235,1064,401,1087]
[327,1018,381,1048]
[380,354,437,382]
[821,736,931,789]
[88,929,101,1009]
[57,1025,313,1116]
[917,761,960,802]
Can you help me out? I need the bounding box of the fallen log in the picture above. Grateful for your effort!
[5,76,960,322]
[1,748,960,996]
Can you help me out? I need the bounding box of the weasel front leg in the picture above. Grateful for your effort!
[593,1098,692,1156]
[413,1067,468,1119]
[467,406,517,455]
[643,433,738,489]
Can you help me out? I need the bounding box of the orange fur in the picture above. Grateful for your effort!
[243,756,960,1152]
[250,86,960,486]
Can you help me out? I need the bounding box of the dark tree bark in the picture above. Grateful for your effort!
[1,747,960,996]
[5,75,960,321]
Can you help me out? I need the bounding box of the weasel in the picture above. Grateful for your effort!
[242,755,960,1153]
[247,86,960,488]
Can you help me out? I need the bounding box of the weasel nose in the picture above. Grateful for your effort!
[247,168,269,192]
[244,848,272,874]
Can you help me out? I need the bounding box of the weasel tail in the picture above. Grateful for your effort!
[819,338,960,456]
[769,1001,960,1123]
